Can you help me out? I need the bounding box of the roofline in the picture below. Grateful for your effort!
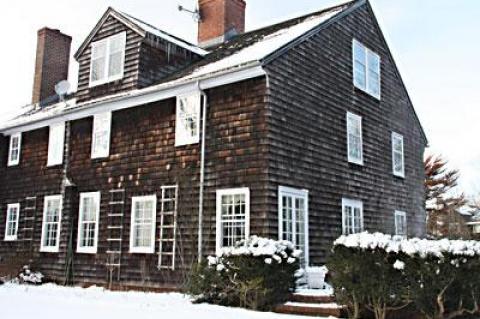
[0,64,265,135]
[262,0,363,64]
[74,7,145,60]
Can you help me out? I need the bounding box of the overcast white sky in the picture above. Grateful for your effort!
[0,0,478,195]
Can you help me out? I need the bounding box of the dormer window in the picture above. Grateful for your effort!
[90,32,126,87]
[175,93,201,147]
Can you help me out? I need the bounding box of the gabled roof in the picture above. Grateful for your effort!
[74,7,208,59]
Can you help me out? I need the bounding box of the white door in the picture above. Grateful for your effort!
[278,186,309,267]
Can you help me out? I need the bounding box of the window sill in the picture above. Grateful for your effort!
[89,76,124,89]
[40,247,60,253]
[393,173,405,179]
[4,237,17,242]
[129,248,155,254]
[348,159,364,166]
[353,85,381,101]
[77,248,97,254]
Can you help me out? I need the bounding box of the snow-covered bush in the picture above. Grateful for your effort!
[16,265,44,285]
[329,232,480,319]
[186,236,301,311]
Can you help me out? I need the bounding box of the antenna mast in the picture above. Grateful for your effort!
[178,4,201,22]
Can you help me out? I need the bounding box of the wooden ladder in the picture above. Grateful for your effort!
[106,189,126,287]
[21,197,37,252]
[157,185,178,271]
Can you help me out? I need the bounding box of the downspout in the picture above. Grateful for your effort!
[198,82,208,263]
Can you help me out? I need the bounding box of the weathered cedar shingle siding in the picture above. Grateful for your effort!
[263,3,425,263]
[0,77,268,287]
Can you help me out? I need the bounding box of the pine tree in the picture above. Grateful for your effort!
[425,155,468,238]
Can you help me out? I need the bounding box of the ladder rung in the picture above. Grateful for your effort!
[108,226,123,230]
[157,252,174,256]
[108,214,124,217]
[25,207,36,210]
[158,266,174,270]
[23,217,35,221]
[107,238,122,242]
[158,239,175,242]
[109,189,125,193]
[106,250,122,254]
[109,201,125,205]
[106,263,121,267]
[160,225,175,229]
[25,197,37,200]
[21,228,34,231]
[161,212,175,216]
[19,238,33,241]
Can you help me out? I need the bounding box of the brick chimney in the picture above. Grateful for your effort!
[32,27,72,106]
[198,0,246,48]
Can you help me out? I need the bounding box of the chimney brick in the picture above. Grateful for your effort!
[32,27,72,106]
[198,0,246,48]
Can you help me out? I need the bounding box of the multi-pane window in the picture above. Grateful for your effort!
[91,112,112,159]
[216,188,250,254]
[346,112,363,165]
[279,187,309,266]
[77,192,100,254]
[8,133,22,166]
[175,93,201,146]
[47,123,65,166]
[90,32,126,86]
[342,198,364,235]
[130,195,157,254]
[40,195,62,252]
[4,203,20,241]
[353,39,381,99]
[392,132,405,177]
[395,210,407,238]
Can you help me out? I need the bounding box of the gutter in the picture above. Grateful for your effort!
[1,63,266,135]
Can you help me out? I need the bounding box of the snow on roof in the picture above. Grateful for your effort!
[116,10,208,56]
[0,3,351,132]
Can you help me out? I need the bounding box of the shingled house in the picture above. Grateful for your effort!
[0,0,427,289]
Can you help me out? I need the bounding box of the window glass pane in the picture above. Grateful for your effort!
[353,42,366,90]
[108,52,123,77]
[347,114,362,163]
[176,94,201,146]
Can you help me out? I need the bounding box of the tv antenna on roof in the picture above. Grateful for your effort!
[178,4,201,22]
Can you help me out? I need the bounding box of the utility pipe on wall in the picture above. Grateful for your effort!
[198,83,208,263]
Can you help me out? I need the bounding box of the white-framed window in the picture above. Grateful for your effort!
[4,203,20,241]
[89,32,126,87]
[353,39,381,99]
[130,195,157,254]
[346,112,363,165]
[216,188,250,254]
[47,122,65,166]
[8,133,22,166]
[175,92,201,147]
[77,192,101,254]
[472,224,480,234]
[394,210,407,238]
[40,195,63,253]
[342,198,364,235]
[91,112,112,159]
[392,132,405,178]
[278,186,309,266]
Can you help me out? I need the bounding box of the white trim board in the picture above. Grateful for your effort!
[1,65,265,135]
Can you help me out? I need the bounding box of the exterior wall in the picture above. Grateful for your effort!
[0,77,268,288]
[263,3,426,264]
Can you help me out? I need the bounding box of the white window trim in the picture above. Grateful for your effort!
[342,198,364,235]
[89,32,127,87]
[392,132,405,178]
[4,203,20,241]
[216,188,250,255]
[40,195,63,253]
[278,186,309,267]
[346,112,364,165]
[91,112,112,159]
[394,210,407,238]
[76,192,101,254]
[175,92,201,147]
[129,195,157,254]
[8,133,22,167]
[353,39,381,100]
[47,122,65,167]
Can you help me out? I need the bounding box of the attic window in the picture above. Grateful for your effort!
[89,32,126,87]
[8,133,21,167]
[353,39,381,99]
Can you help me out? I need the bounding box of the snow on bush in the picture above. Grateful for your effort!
[334,232,480,259]
[187,237,300,311]
[16,265,44,285]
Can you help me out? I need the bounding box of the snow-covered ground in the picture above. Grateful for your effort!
[0,283,331,319]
